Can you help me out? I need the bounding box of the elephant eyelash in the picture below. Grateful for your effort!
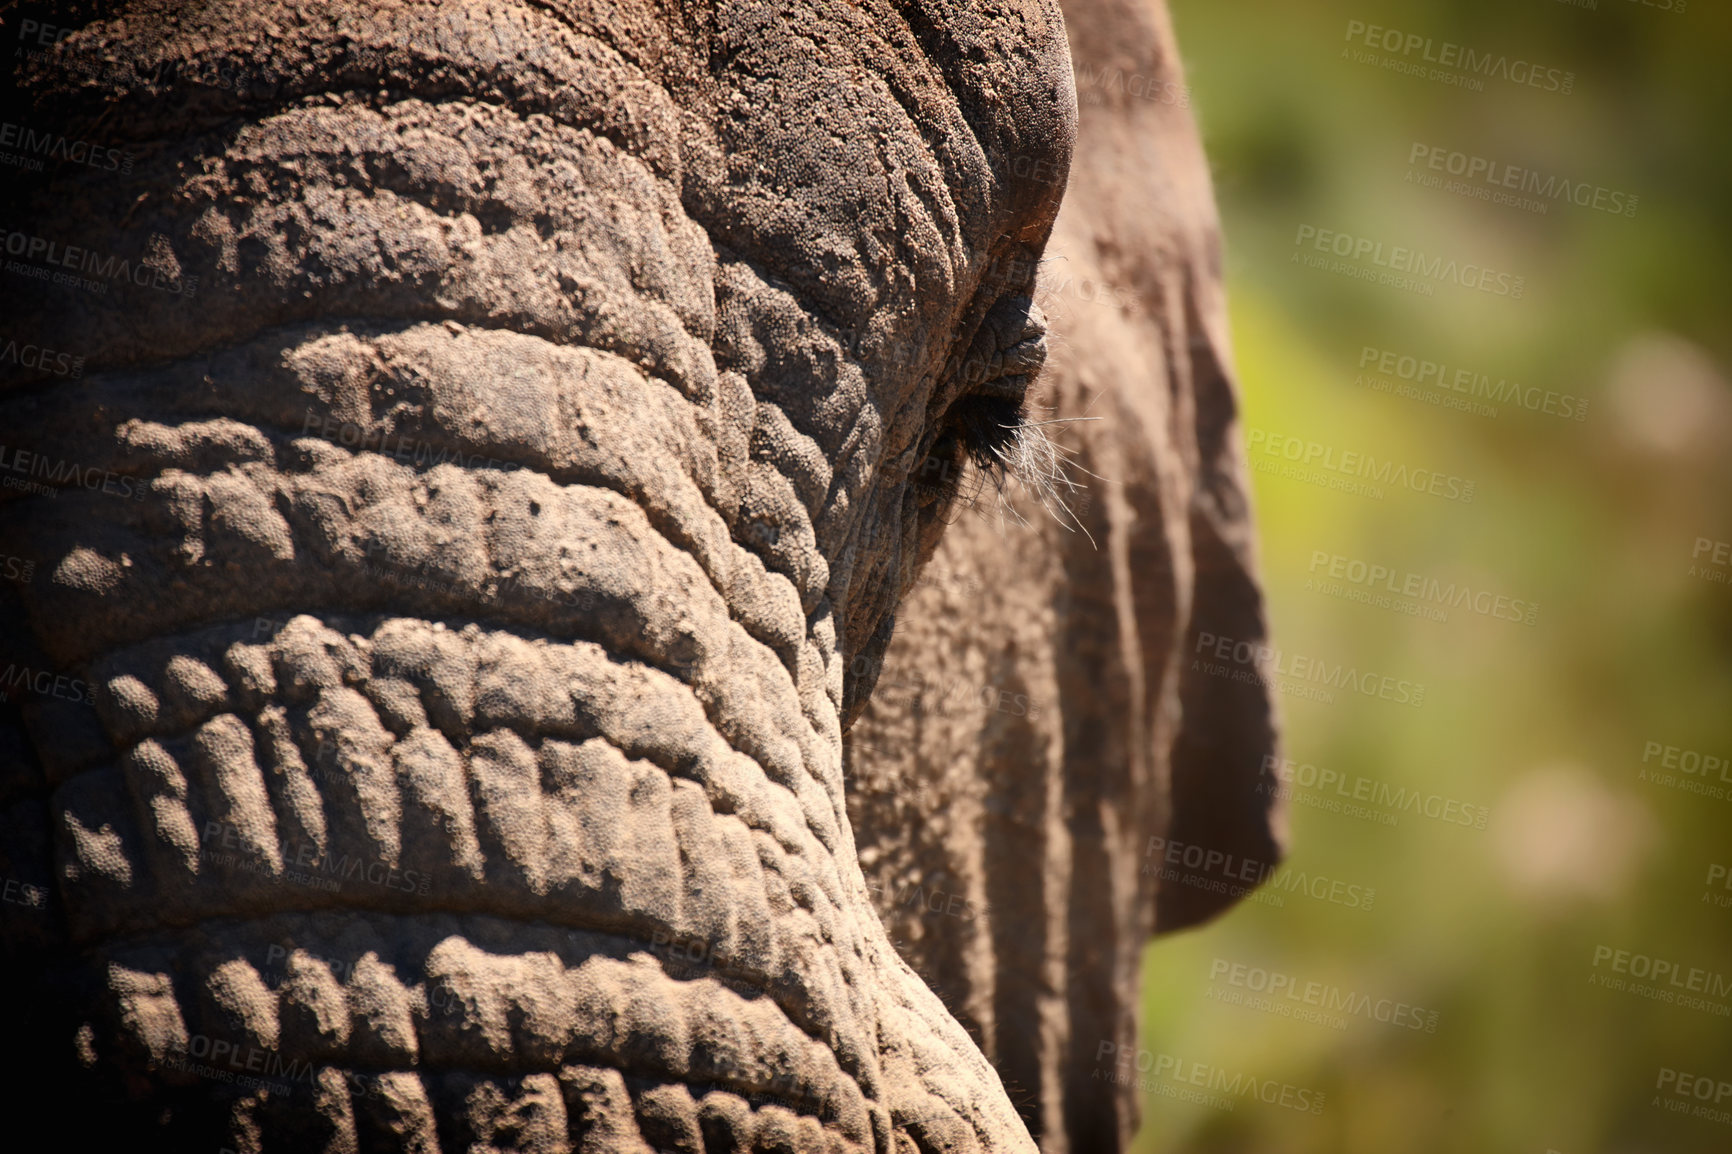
[929,303,1098,543]
[940,295,1050,470]
[946,391,1029,474]
[970,405,1098,545]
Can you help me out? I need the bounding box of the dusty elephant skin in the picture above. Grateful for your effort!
[0,0,1082,1150]
[847,0,1285,1150]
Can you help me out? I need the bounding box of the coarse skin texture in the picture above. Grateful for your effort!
[846,0,1285,1149]
[0,0,1081,1150]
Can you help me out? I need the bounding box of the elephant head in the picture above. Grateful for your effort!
[0,0,1081,1150]
[846,0,1285,1150]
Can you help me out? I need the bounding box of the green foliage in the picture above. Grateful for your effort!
[1137,3,1732,1151]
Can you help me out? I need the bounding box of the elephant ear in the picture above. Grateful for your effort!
[1044,0,1286,935]
[1154,282,1287,934]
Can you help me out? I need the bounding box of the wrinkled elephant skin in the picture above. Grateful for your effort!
[846,1,1284,1151]
[0,1,1081,1150]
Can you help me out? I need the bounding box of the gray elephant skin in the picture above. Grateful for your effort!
[0,0,1278,1151]
[846,2,1283,1151]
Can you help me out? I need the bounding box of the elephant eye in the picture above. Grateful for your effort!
[943,294,1049,471]
[911,294,1050,513]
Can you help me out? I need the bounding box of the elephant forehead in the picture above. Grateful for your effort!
[695,0,1077,338]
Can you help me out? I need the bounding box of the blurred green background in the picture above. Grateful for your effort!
[1135,2,1732,1152]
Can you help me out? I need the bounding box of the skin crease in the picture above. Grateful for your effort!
[0,0,1273,1150]
[846,0,1284,1150]
[0,0,1082,1150]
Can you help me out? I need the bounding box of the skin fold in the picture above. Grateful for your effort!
[847,1,1284,1150]
[0,1,1273,1151]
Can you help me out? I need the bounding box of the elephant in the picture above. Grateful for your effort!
[0,0,1276,1151]
[845,1,1284,1150]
